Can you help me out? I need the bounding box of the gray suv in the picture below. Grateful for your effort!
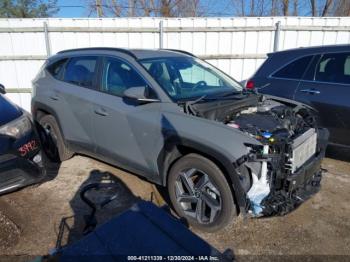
[32,48,328,232]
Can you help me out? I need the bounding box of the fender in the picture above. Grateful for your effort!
[32,101,70,147]
[160,136,248,214]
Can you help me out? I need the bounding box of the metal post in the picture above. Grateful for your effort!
[43,22,51,57]
[273,21,281,52]
[159,20,164,49]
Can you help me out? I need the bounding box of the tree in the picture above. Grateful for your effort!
[292,0,298,15]
[87,0,350,17]
[309,0,335,16]
[231,0,347,17]
[321,0,333,16]
[0,0,59,18]
[87,0,205,17]
[282,0,289,15]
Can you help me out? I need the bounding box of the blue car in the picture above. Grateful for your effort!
[0,84,45,194]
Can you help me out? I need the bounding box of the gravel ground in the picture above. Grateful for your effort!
[0,154,349,260]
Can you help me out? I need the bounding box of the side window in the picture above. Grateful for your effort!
[101,57,147,97]
[302,55,321,81]
[63,56,97,88]
[47,58,68,80]
[146,61,176,96]
[272,56,313,80]
[315,53,350,84]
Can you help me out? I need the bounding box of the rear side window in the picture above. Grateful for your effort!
[47,58,68,80]
[63,56,98,88]
[272,55,313,80]
[314,53,350,84]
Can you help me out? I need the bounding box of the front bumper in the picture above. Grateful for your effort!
[248,128,329,217]
[0,151,45,194]
[261,151,324,216]
[0,124,45,194]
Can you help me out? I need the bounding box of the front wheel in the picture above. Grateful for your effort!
[38,115,74,162]
[168,154,236,232]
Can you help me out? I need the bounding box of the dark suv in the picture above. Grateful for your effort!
[32,48,328,232]
[247,44,350,148]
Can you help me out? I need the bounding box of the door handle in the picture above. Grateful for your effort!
[50,95,59,101]
[300,89,320,95]
[94,108,109,116]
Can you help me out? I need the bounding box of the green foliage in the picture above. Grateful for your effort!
[0,0,59,18]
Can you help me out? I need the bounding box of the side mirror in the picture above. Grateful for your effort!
[0,84,5,94]
[123,86,160,103]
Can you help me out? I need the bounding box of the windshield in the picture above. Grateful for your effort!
[140,56,243,101]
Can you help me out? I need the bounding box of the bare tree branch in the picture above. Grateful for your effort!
[321,0,333,16]
[282,0,289,15]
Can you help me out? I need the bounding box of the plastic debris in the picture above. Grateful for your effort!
[247,145,270,216]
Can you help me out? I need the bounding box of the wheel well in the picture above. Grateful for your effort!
[165,145,241,214]
[34,109,50,122]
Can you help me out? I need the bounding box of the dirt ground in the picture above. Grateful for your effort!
[0,152,349,260]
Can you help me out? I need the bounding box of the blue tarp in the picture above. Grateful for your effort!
[59,201,229,261]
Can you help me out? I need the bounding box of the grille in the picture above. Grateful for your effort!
[290,128,317,173]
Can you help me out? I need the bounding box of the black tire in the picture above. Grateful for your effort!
[38,115,73,162]
[168,153,236,232]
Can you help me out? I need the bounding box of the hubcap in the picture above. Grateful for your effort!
[175,168,222,224]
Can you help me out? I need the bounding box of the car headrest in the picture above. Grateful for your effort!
[324,58,342,75]
[149,63,164,79]
[107,63,124,86]
[66,65,90,83]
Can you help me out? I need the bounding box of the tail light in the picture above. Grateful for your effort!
[246,80,255,89]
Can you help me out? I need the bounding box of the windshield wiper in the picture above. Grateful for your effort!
[215,90,243,97]
[183,95,207,115]
[190,94,208,104]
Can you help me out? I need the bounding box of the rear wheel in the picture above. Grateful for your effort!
[168,153,236,232]
[38,115,73,162]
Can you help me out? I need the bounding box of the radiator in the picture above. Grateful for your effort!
[290,128,317,173]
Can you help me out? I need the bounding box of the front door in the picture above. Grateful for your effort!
[295,52,350,146]
[92,56,161,179]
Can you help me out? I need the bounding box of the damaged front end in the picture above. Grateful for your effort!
[231,99,329,217]
[183,94,329,217]
[242,126,328,217]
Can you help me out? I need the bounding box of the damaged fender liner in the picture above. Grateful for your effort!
[240,128,329,217]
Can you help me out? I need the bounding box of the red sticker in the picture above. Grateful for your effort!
[18,140,38,156]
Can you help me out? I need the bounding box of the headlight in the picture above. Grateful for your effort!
[0,114,32,139]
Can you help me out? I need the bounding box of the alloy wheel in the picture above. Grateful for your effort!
[175,168,222,224]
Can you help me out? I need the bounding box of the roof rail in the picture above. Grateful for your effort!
[57,47,137,59]
[164,49,196,57]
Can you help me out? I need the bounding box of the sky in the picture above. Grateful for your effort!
[55,0,316,18]
[55,0,235,18]
[56,0,86,17]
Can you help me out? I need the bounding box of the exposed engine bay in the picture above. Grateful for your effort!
[182,94,328,217]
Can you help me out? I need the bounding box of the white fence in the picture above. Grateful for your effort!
[1,17,350,111]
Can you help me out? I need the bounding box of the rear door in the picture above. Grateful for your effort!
[47,56,100,154]
[295,52,350,146]
[91,56,161,179]
[258,55,313,99]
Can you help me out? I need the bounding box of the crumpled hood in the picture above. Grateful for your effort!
[0,95,22,126]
